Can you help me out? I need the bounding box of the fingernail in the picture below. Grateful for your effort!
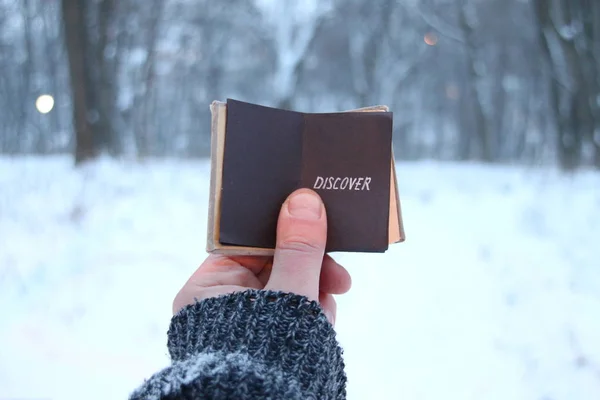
[287,191,322,220]
[325,310,335,326]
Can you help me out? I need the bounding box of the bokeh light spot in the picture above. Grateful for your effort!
[35,94,55,114]
[424,32,438,46]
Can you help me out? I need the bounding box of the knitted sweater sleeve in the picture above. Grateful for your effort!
[129,289,347,400]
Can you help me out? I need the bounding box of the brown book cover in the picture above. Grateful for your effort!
[207,99,405,255]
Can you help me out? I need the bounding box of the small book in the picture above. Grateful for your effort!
[206,99,405,255]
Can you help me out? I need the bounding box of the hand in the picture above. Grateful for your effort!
[173,188,352,325]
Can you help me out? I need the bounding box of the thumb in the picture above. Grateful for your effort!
[265,189,327,301]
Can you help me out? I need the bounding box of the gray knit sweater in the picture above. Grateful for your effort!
[129,289,347,399]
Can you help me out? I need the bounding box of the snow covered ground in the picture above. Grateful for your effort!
[1,155,599,400]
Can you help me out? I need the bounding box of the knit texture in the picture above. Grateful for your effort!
[129,290,347,399]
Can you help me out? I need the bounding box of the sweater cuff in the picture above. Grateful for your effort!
[167,289,346,397]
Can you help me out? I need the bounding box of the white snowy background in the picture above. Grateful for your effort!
[1,156,599,399]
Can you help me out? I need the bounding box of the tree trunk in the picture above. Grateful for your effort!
[533,0,597,170]
[457,0,493,162]
[42,6,63,152]
[95,0,121,155]
[587,0,600,168]
[136,0,165,158]
[62,0,97,164]
[18,0,34,153]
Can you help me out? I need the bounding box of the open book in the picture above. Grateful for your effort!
[207,99,405,255]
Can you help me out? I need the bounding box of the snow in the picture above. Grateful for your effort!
[1,156,599,400]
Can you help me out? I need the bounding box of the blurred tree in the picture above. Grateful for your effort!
[341,0,424,107]
[150,0,266,157]
[93,0,121,155]
[258,0,332,109]
[456,0,492,161]
[0,0,597,169]
[62,0,121,164]
[534,0,600,170]
[19,0,35,151]
[327,0,428,158]
[131,0,166,158]
[62,0,96,163]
